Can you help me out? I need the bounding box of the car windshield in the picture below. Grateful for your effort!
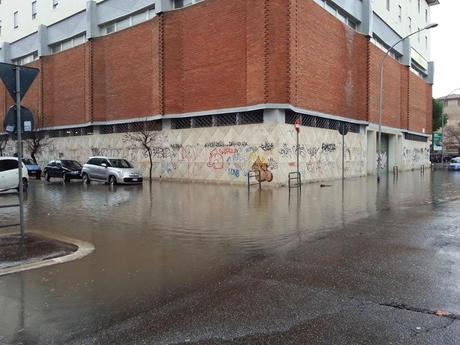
[61,160,82,169]
[451,158,460,164]
[109,159,133,169]
[22,159,35,165]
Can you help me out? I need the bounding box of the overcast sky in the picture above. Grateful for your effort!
[431,1,460,98]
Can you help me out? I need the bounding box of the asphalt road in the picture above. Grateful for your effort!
[1,170,460,344]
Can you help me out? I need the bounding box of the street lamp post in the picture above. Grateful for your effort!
[377,23,438,183]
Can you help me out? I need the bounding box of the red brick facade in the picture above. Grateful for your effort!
[0,0,433,134]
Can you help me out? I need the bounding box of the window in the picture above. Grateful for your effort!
[32,1,37,19]
[13,11,18,28]
[398,5,402,22]
[0,20,2,36]
[53,0,58,8]
[174,0,184,8]
[408,17,412,32]
[100,7,155,36]
[49,34,86,54]
[425,36,428,48]
[425,9,428,23]
[386,0,390,11]
[12,51,38,65]
[418,0,421,13]
[0,159,18,172]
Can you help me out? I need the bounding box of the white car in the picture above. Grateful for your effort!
[448,157,460,171]
[0,157,29,192]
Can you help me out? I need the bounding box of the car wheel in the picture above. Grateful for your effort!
[36,172,41,180]
[44,171,50,182]
[109,175,117,186]
[64,175,71,183]
[82,173,90,185]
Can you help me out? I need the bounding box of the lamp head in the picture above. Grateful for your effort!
[424,23,439,30]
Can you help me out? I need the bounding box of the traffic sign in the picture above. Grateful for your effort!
[0,62,39,102]
[294,117,301,132]
[338,122,350,136]
[3,105,34,134]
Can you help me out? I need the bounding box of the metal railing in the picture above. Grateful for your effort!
[288,172,302,190]
[247,170,262,190]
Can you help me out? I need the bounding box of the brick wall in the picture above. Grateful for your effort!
[291,0,368,122]
[409,73,432,134]
[92,20,157,122]
[42,45,86,127]
[0,0,433,134]
[368,44,405,128]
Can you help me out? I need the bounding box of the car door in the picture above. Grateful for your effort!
[48,161,57,177]
[100,159,111,181]
[89,158,104,180]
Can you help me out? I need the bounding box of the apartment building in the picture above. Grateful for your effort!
[0,0,439,184]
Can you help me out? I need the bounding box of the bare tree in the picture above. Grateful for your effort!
[24,131,51,164]
[123,123,159,181]
[0,134,9,156]
[444,124,460,156]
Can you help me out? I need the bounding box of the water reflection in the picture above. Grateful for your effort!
[0,170,460,343]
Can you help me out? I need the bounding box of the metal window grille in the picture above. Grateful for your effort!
[100,125,114,134]
[215,113,237,127]
[172,118,191,130]
[145,120,162,131]
[129,122,145,132]
[404,133,428,142]
[193,115,213,128]
[49,130,60,138]
[285,110,297,125]
[114,123,131,133]
[81,126,94,136]
[240,110,263,124]
[349,123,360,134]
[302,114,315,127]
[315,117,329,129]
[328,119,340,130]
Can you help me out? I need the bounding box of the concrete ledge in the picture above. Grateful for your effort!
[0,231,94,277]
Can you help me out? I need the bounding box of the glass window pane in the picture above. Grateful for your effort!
[116,17,130,31]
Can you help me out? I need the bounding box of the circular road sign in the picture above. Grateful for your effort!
[3,105,35,134]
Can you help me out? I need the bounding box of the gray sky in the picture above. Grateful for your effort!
[431,1,460,98]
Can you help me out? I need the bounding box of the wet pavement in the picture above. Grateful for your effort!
[1,171,460,344]
[0,234,77,270]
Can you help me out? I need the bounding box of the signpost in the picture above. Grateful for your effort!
[294,117,301,174]
[0,63,39,241]
[433,132,442,152]
[338,122,350,183]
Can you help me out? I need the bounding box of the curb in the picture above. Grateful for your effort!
[0,231,95,277]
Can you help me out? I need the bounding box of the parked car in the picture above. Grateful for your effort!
[22,158,42,179]
[44,160,83,182]
[0,157,29,192]
[448,157,460,171]
[81,157,143,185]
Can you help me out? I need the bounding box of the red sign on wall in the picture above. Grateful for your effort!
[294,118,301,132]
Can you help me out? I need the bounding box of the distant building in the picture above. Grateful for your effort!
[0,0,439,184]
[439,94,460,128]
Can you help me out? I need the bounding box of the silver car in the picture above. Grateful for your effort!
[81,157,143,185]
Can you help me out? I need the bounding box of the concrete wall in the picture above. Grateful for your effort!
[2,123,429,185]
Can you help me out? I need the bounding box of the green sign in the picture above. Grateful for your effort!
[433,132,442,151]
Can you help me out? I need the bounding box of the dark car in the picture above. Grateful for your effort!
[44,160,83,182]
[22,158,42,179]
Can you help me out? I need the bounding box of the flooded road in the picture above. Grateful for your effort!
[1,171,460,344]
